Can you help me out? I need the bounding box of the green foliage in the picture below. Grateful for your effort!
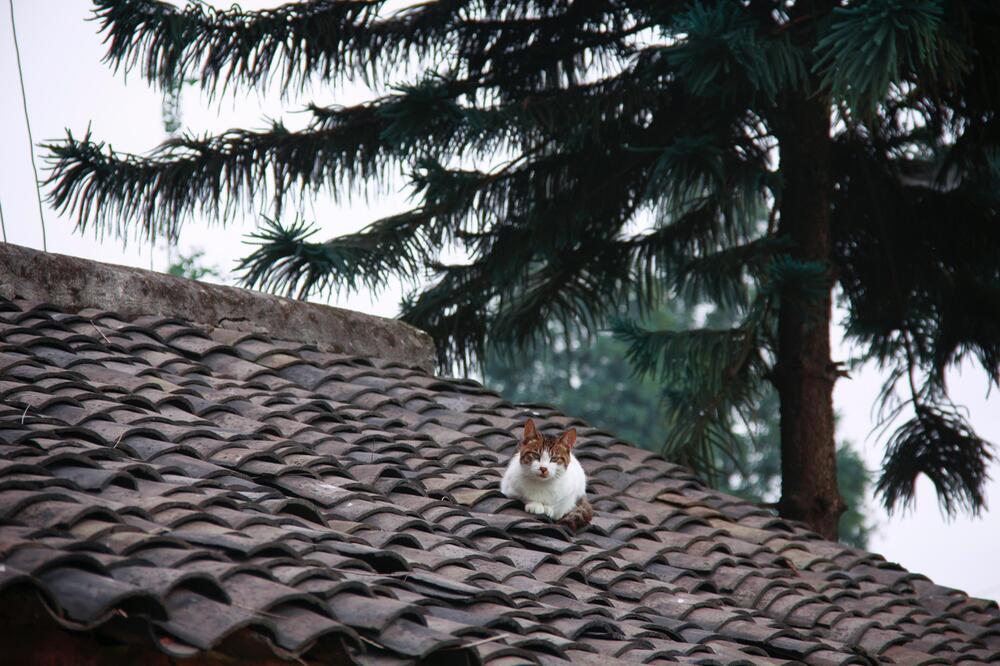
[611,317,768,482]
[167,249,221,281]
[836,442,876,549]
[814,0,968,113]
[876,403,994,516]
[238,215,431,299]
[161,76,197,137]
[667,1,807,102]
[89,0,390,93]
[485,330,673,463]
[45,0,1000,520]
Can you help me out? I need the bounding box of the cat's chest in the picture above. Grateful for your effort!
[518,476,571,503]
[504,459,583,504]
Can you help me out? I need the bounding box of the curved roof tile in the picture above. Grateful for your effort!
[0,246,997,664]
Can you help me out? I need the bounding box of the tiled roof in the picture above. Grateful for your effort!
[0,246,998,665]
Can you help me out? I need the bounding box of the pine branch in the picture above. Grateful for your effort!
[834,131,1000,516]
[834,133,1000,394]
[660,0,808,102]
[611,314,771,483]
[877,404,994,516]
[674,237,787,311]
[402,224,640,371]
[814,0,968,113]
[93,0,410,94]
[46,69,683,241]
[44,105,390,240]
[382,110,777,370]
[760,255,832,313]
[92,0,658,96]
[237,212,432,299]
[400,263,495,373]
[491,240,636,349]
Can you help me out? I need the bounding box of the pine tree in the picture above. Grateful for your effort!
[46,0,1000,539]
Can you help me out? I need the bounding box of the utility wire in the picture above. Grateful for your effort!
[0,199,7,242]
[8,0,47,251]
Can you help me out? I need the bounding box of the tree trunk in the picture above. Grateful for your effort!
[772,94,845,540]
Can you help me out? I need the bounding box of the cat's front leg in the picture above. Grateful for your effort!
[524,501,547,515]
[541,505,560,519]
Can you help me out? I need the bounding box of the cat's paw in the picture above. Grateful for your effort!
[524,501,546,515]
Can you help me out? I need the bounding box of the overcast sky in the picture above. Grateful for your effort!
[2,1,998,601]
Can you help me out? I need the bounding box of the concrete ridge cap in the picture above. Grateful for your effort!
[0,242,435,371]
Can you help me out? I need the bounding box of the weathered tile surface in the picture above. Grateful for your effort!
[0,296,997,664]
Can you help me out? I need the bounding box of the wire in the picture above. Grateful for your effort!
[0,198,7,242]
[8,0,47,251]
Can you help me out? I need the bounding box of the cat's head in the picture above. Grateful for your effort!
[517,418,576,481]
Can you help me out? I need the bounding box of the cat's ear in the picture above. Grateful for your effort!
[522,419,538,443]
[558,428,577,449]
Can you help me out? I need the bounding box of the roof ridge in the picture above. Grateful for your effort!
[0,242,435,370]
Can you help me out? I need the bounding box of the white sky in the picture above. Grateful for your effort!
[2,1,998,601]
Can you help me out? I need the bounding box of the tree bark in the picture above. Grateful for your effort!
[772,94,845,540]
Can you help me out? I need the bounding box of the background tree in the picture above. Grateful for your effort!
[158,74,198,268]
[46,0,1000,539]
[167,248,223,282]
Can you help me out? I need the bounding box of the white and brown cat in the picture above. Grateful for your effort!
[500,419,592,530]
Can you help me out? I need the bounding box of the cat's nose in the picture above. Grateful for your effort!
[538,467,549,477]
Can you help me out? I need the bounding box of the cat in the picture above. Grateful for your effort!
[500,418,592,530]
